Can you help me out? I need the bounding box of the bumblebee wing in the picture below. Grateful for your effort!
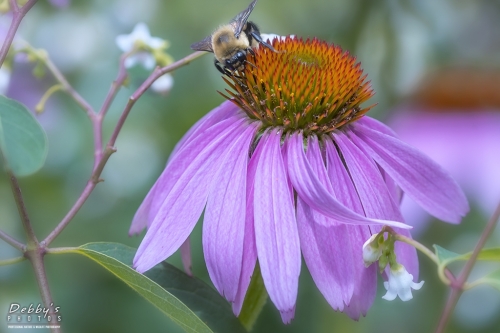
[190,35,213,52]
[230,0,257,38]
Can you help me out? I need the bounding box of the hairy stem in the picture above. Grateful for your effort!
[435,201,500,333]
[0,0,39,67]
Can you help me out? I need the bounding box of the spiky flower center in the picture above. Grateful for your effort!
[221,37,375,136]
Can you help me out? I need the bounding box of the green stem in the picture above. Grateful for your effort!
[0,229,25,251]
[0,256,26,266]
[435,201,500,333]
[238,263,268,331]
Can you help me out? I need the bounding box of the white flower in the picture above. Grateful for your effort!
[382,264,424,301]
[362,234,382,267]
[115,22,166,69]
[151,73,174,95]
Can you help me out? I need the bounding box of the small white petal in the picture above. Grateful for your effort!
[130,22,151,42]
[151,74,174,94]
[382,265,424,301]
[115,22,167,70]
[362,234,381,266]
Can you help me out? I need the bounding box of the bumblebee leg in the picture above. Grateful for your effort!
[214,59,227,75]
[246,21,278,52]
[214,59,234,76]
[251,31,278,52]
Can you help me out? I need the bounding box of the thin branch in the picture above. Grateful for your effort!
[0,229,25,251]
[42,51,206,246]
[41,179,98,246]
[0,0,39,67]
[435,201,500,333]
[0,256,26,266]
[43,55,96,120]
[98,52,130,118]
[26,249,61,333]
[108,51,206,146]
[393,232,456,285]
[8,171,38,246]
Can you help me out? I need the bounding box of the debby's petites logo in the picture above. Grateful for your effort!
[6,303,62,329]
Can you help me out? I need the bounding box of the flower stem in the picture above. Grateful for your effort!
[435,201,500,333]
[0,256,26,266]
[389,228,456,284]
[107,51,206,146]
[25,248,61,333]
[0,0,38,67]
[43,55,96,120]
[42,51,206,246]
[8,171,38,247]
[0,229,25,251]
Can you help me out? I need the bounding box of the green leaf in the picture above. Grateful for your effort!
[67,242,247,333]
[468,248,500,261]
[238,264,268,331]
[0,96,48,176]
[434,245,500,267]
[433,245,462,265]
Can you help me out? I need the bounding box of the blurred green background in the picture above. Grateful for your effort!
[1,0,500,332]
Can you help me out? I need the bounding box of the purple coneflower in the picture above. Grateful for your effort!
[130,37,468,322]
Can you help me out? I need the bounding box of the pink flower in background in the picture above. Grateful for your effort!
[389,68,500,228]
[130,38,468,322]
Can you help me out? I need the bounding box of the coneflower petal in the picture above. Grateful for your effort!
[232,133,264,315]
[324,139,377,319]
[254,130,301,323]
[133,117,246,272]
[352,124,469,223]
[203,123,257,302]
[287,133,410,229]
[333,131,404,222]
[296,136,354,309]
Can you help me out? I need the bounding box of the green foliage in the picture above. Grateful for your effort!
[238,264,268,331]
[0,96,48,176]
[64,242,247,333]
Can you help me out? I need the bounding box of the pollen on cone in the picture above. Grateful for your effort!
[220,36,375,135]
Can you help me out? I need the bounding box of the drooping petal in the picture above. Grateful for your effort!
[130,113,241,235]
[351,124,469,223]
[296,136,354,310]
[333,131,404,222]
[286,132,410,229]
[343,226,378,320]
[393,228,419,280]
[133,118,246,272]
[324,139,377,319]
[254,130,300,323]
[203,123,257,302]
[232,132,264,315]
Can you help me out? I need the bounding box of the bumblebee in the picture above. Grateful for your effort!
[190,0,276,75]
